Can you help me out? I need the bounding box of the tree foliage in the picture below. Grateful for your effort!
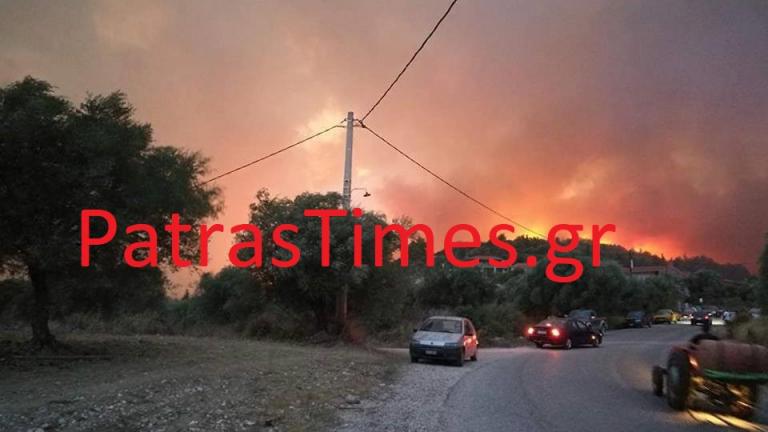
[0,77,220,346]
[237,190,399,332]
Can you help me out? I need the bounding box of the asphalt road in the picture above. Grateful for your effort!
[437,324,767,432]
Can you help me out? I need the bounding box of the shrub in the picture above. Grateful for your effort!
[195,267,265,323]
[243,304,306,340]
[456,303,527,341]
[0,278,33,321]
[731,317,768,346]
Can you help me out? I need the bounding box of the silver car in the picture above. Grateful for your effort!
[409,316,479,366]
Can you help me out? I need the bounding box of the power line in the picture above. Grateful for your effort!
[361,0,459,122]
[359,121,546,238]
[201,123,343,185]
[201,0,459,185]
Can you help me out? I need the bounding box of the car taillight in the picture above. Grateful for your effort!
[526,327,534,335]
[551,328,561,337]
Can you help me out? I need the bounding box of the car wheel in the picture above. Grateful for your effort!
[652,366,665,397]
[535,343,543,349]
[564,338,573,350]
[666,351,690,410]
[410,356,418,363]
[470,350,478,361]
[731,384,758,419]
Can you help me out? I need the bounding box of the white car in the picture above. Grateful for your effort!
[409,316,479,366]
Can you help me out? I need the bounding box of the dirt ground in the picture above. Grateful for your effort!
[0,332,397,432]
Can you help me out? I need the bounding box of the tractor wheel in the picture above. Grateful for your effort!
[666,351,690,410]
[652,366,665,397]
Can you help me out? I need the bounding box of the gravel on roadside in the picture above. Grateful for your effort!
[335,351,481,432]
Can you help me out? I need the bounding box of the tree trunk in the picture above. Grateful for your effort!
[335,286,348,332]
[27,263,56,348]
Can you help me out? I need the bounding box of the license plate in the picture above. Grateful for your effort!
[425,350,438,355]
[537,330,547,335]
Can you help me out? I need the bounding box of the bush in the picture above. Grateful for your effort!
[418,268,496,308]
[455,303,527,346]
[606,315,626,330]
[731,317,768,346]
[60,311,173,335]
[195,267,265,323]
[0,278,32,321]
[243,304,307,340]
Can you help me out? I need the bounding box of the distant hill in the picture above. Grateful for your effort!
[670,256,752,281]
[433,235,751,281]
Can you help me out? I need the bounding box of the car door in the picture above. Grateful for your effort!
[572,320,587,344]
[463,320,477,357]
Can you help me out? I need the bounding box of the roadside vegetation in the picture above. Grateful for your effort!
[3,229,764,348]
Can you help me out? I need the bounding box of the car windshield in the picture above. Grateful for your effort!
[627,311,644,318]
[419,318,462,334]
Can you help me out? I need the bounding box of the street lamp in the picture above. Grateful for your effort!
[352,187,371,198]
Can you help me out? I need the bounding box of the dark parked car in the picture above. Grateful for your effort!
[625,311,652,328]
[409,316,478,366]
[690,310,711,330]
[526,318,602,349]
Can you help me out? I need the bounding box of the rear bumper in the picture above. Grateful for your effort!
[526,335,566,346]
[409,344,462,361]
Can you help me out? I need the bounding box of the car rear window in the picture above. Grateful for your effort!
[569,310,591,319]
[536,319,564,327]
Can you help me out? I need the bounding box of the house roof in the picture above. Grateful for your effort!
[623,263,688,277]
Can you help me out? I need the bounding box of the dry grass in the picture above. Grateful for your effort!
[0,331,398,432]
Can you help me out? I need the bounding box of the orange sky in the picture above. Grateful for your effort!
[2,0,767,292]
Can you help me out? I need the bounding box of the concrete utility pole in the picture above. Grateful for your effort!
[341,111,354,210]
[336,111,354,333]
